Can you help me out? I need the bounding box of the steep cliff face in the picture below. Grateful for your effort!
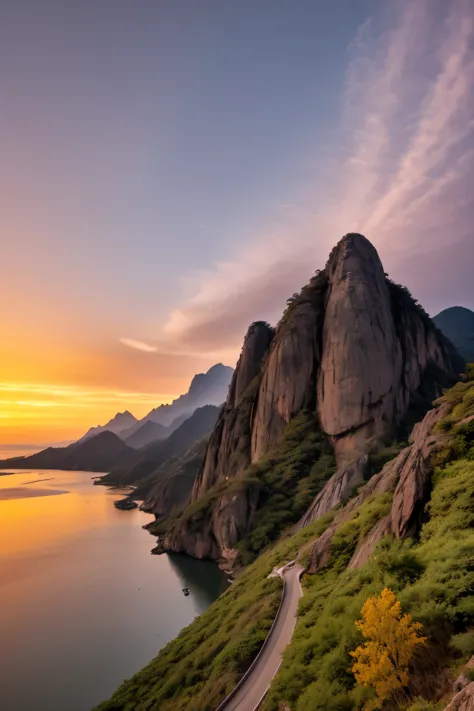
[317,235,403,461]
[156,233,461,563]
[191,322,274,500]
[161,483,261,560]
[251,272,327,461]
[141,438,209,518]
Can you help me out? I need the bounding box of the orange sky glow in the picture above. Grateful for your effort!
[0,333,224,447]
[2,0,473,453]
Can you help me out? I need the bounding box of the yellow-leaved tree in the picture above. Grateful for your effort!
[350,587,426,710]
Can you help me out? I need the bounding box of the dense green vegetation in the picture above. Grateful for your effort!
[262,368,474,711]
[98,368,474,711]
[152,410,336,562]
[262,460,474,709]
[328,492,393,573]
[236,411,336,562]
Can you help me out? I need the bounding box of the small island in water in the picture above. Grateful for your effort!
[114,498,138,510]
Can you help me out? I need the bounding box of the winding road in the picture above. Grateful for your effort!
[218,563,304,711]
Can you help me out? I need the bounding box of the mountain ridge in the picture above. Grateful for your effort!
[78,410,138,443]
[59,363,234,461]
[0,430,136,473]
[98,404,222,488]
[153,233,462,564]
[134,363,233,430]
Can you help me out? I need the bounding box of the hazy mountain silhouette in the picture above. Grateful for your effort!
[99,404,221,487]
[78,411,138,443]
[132,364,233,430]
[75,364,233,449]
[434,306,474,362]
[124,420,168,448]
[0,431,136,472]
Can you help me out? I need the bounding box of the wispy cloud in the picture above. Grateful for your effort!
[119,337,157,353]
[159,0,474,356]
[0,382,172,406]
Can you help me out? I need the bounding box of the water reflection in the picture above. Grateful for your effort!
[0,469,229,711]
[167,553,230,612]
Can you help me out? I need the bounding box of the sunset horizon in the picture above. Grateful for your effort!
[1,3,474,711]
[2,0,474,450]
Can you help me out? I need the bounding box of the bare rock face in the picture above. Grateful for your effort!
[162,483,261,560]
[299,455,369,528]
[251,276,326,461]
[158,234,461,563]
[317,235,403,461]
[308,402,449,572]
[444,683,474,711]
[390,402,450,538]
[300,234,459,525]
[192,322,273,500]
[307,526,335,574]
[229,322,275,409]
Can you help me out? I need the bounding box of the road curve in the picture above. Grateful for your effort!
[218,563,304,711]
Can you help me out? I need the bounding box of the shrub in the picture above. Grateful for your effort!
[450,630,474,659]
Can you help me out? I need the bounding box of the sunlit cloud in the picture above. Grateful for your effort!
[0,382,173,406]
[119,337,158,353]
[0,380,185,445]
[160,0,474,356]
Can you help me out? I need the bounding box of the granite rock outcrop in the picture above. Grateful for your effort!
[157,233,461,562]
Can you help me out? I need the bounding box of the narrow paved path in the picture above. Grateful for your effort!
[219,563,304,711]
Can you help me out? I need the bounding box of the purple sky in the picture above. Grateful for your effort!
[1,0,473,442]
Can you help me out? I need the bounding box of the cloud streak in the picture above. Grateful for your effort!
[160,0,474,357]
[119,337,158,353]
[0,382,172,406]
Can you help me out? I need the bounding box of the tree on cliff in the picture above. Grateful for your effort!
[350,588,426,710]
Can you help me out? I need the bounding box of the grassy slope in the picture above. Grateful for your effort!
[263,367,474,711]
[96,368,474,711]
[94,516,332,711]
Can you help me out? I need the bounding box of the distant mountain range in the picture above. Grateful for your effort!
[98,404,221,487]
[434,306,474,363]
[77,362,233,447]
[130,363,233,430]
[0,431,136,473]
[0,363,232,475]
[123,420,168,449]
[79,411,138,443]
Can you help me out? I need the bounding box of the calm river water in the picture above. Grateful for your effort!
[0,469,229,711]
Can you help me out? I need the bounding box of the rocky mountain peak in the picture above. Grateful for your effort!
[157,233,462,562]
[191,321,274,500]
[228,322,274,408]
[137,363,234,429]
[325,232,380,273]
[318,232,402,462]
[78,409,138,442]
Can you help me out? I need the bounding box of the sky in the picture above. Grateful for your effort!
[1,0,473,449]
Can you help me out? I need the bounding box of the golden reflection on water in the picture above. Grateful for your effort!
[0,470,129,559]
[0,469,229,711]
